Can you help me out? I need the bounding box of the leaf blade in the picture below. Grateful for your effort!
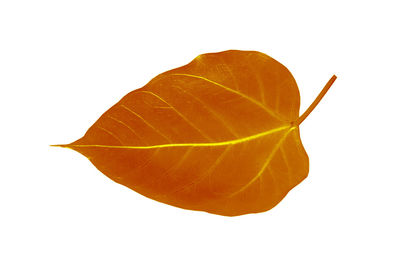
[60,50,312,216]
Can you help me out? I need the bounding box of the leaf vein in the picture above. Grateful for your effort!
[107,115,146,144]
[170,73,283,121]
[66,125,290,150]
[95,126,124,145]
[279,147,292,183]
[228,127,295,197]
[171,85,240,138]
[120,104,171,143]
[138,90,213,141]
[165,146,231,196]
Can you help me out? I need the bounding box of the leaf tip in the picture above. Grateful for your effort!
[50,144,70,148]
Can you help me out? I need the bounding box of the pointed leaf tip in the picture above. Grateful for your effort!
[50,144,69,148]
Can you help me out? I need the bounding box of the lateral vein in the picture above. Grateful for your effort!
[138,90,213,141]
[170,73,283,121]
[120,104,172,143]
[228,127,295,197]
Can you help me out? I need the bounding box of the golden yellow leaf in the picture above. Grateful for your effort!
[54,50,336,216]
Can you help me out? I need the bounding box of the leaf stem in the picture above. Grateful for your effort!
[295,75,337,126]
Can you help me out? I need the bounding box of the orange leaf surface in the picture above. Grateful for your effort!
[55,50,336,216]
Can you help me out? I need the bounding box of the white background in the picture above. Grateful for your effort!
[1,0,399,266]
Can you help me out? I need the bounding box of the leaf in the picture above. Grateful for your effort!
[54,50,336,216]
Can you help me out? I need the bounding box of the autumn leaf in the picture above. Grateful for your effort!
[54,50,336,216]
